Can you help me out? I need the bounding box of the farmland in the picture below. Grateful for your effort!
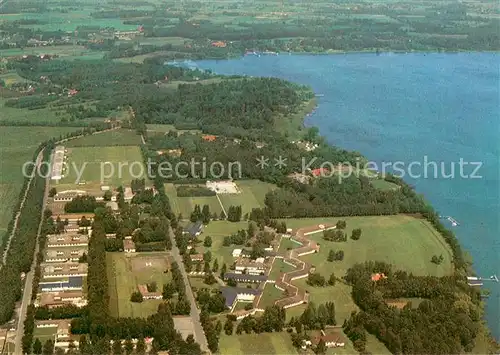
[58,145,146,187]
[0,126,79,235]
[106,252,172,318]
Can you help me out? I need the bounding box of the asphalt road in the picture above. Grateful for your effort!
[14,149,49,355]
[169,227,210,353]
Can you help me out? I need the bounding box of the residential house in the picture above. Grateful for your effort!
[46,234,89,248]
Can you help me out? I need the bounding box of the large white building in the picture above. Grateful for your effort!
[50,146,66,181]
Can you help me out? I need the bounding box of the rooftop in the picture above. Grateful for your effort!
[220,287,262,308]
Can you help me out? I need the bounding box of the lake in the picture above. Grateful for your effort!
[194,52,500,340]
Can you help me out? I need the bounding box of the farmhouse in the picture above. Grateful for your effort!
[137,285,162,300]
[224,273,267,284]
[45,246,88,262]
[123,239,136,253]
[39,276,84,292]
[46,233,89,248]
[36,291,87,309]
[41,262,88,279]
[185,221,203,238]
[220,287,262,312]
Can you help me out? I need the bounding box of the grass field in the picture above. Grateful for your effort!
[218,180,278,216]
[32,326,57,344]
[258,283,284,308]
[146,124,201,135]
[165,183,223,218]
[64,129,142,147]
[198,221,248,266]
[59,145,145,187]
[106,252,172,318]
[268,258,296,281]
[218,332,298,355]
[283,215,453,277]
[0,126,79,235]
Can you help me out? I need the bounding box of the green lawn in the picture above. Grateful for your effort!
[165,183,224,218]
[64,129,142,147]
[218,180,278,216]
[33,326,57,344]
[283,215,453,277]
[268,258,296,281]
[198,221,249,266]
[59,145,145,187]
[258,283,284,308]
[0,126,80,234]
[106,252,172,318]
[218,332,298,355]
[277,237,300,254]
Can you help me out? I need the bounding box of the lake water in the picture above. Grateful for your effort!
[194,53,500,339]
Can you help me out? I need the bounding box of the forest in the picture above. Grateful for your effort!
[342,261,482,353]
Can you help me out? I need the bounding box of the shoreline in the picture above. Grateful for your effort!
[290,83,499,349]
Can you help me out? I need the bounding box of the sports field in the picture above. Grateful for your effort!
[64,129,143,147]
[218,332,297,355]
[218,180,278,216]
[0,126,79,235]
[284,215,453,278]
[106,252,172,318]
[59,146,145,187]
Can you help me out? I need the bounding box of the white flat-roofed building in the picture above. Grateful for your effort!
[50,146,65,181]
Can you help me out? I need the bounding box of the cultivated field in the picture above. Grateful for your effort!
[64,129,142,147]
[106,252,172,318]
[0,126,79,234]
[59,145,146,187]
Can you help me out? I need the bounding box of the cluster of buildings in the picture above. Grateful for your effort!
[33,227,90,350]
[218,224,337,319]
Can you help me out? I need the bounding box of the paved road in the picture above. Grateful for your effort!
[169,227,209,353]
[14,149,50,355]
[1,151,44,268]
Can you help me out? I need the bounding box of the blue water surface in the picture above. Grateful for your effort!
[194,53,500,339]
